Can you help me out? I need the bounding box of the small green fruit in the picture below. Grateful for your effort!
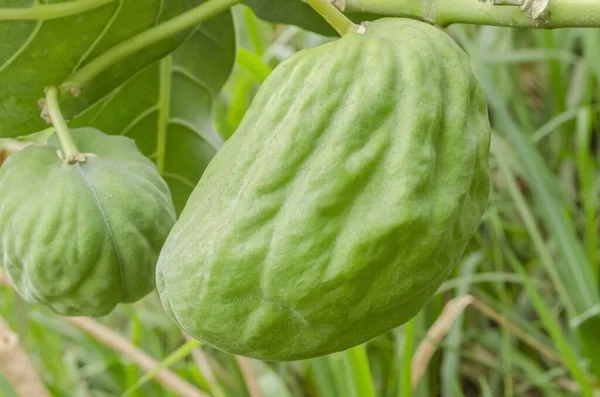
[0,128,176,316]
[157,18,491,361]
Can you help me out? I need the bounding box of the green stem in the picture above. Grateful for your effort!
[344,0,600,28]
[156,56,172,175]
[0,0,115,21]
[304,0,358,36]
[64,0,242,89]
[45,87,80,160]
[401,319,416,396]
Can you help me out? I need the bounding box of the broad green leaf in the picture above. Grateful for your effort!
[72,12,235,213]
[0,0,208,138]
[244,0,375,36]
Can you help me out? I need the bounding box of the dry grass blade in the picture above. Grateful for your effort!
[0,316,50,397]
[185,334,213,378]
[411,295,475,388]
[0,272,207,396]
[411,294,593,394]
[0,271,8,287]
[186,341,263,397]
[185,334,225,397]
[235,356,262,397]
[556,379,600,397]
[66,317,208,397]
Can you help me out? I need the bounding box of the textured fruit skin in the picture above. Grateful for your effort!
[157,18,492,361]
[0,128,176,316]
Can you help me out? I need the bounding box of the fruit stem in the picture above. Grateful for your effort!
[63,0,242,90]
[44,87,82,163]
[305,0,358,36]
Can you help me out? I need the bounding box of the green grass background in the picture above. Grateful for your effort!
[1,5,599,397]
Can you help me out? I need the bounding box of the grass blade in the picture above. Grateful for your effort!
[344,345,376,397]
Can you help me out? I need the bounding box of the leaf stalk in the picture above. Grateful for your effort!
[64,0,242,90]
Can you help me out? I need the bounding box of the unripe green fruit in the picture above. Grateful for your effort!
[0,128,176,316]
[157,18,491,361]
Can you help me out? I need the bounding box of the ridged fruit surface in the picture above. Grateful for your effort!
[157,18,491,361]
[0,128,176,316]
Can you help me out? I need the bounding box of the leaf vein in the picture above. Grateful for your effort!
[171,66,215,100]
[0,21,42,74]
[168,118,221,152]
[120,106,159,136]
[154,0,166,25]
[85,85,125,126]
[162,172,196,189]
[70,0,124,74]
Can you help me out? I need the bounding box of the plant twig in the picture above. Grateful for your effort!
[0,316,50,397]
[344,0,600,28]
[66,317,209,397]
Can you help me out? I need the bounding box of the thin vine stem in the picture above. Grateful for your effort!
[45,87,80,161]
[0,0,115,21]
[304,0,358,36]
[64,0,242,90]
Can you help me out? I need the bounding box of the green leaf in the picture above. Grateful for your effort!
[244,0,376,36]
[0,371,17,397]
[0,0,209,138]
[72,11,236,214]
[245,0,335,35]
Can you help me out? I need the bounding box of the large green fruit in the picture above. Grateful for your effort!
[157,18,491,361]
[0,128,176,316]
